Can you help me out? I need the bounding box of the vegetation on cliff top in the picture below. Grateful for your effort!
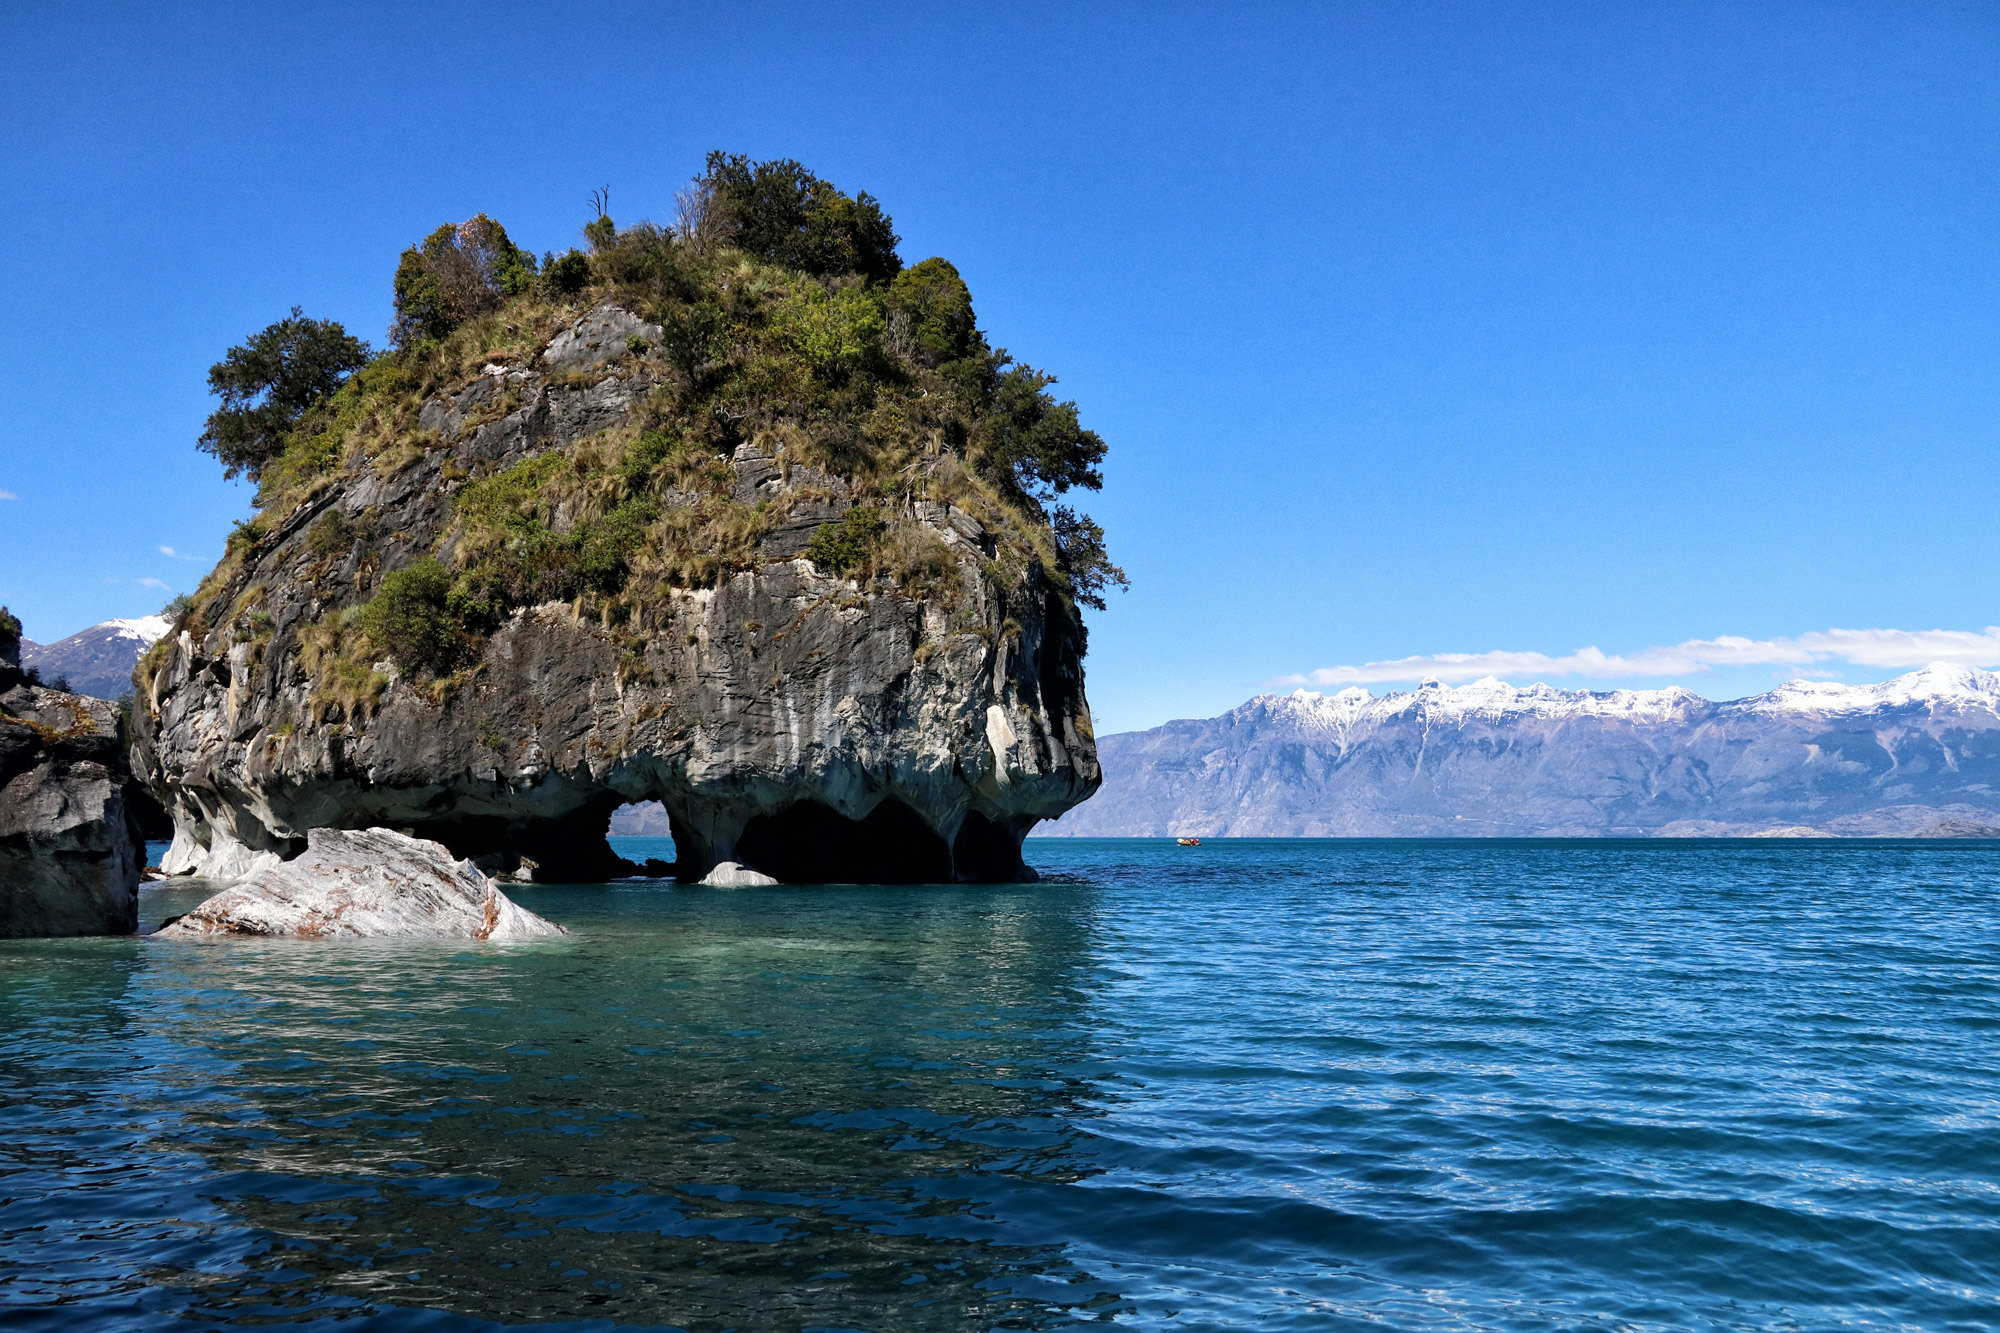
[171,153,1123,694]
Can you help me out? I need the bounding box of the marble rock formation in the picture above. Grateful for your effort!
[136,305,1099,884]
[153,827,567,939]
[700,861,782,887]
[0,613,145,935]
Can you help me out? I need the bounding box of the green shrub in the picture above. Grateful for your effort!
[360,559,464,676]
[454,452,567,529]
[544,248,592,296]
[452,453,658,608]
[805,506,885,576]
[619,429,677,488]
[225,517,267,556]
[774,284,882,381]
[659,303,729,384]
[591,221,701,307]
[308,510,368,557]
[0,606,20,666]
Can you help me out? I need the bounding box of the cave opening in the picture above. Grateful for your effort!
[736,799,953,884]
[952,811,1024,883]
[402,793,634,883]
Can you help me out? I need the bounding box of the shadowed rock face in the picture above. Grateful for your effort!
[135,308,1099,884]
[0,649,145,935]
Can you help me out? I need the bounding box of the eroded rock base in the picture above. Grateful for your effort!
[673,799,1034,885]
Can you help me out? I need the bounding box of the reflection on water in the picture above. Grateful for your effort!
[3,873,1120,1330]
[6,838,2000,1330]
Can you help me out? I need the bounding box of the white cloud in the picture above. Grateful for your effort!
[137,577,170,591]
[1794,627,2000,667]
[1290,627,2000,686]
[0,489,16,500]
[159,545,203,560]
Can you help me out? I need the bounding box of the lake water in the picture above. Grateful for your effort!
[3,838,1998,1330]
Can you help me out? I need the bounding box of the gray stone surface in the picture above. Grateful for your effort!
[135,307,1098,885]
[0,668,144,936]
[541,304,665,375]
[154,827,567,939]
[1049,667,2000,838]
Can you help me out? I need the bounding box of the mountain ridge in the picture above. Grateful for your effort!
[20,615,171,700]
[1046,665,2000,838]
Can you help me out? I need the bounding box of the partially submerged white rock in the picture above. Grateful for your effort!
[700,860,781,887]
[154,827,568,940]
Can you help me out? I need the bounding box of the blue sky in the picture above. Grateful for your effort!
[2,2,1996,732]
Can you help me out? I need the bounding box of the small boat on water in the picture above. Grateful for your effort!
[1176,837,1201,847]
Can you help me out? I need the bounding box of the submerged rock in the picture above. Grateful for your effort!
[153,827,567,939]
[0,609,145,936]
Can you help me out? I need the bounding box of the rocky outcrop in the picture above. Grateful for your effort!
[0,611,145,935]
[136,306,1099,884]
[154,827,566,939]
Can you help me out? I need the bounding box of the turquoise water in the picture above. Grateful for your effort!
[4,837,1999,1330]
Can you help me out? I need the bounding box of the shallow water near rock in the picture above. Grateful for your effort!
[4,837,1998,1330]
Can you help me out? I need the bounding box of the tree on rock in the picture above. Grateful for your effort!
[392,214,537,345]
[198,309,370,481]
[699,152,902,284]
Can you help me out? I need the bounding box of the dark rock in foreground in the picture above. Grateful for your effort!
[154,827,567,939]
[0,611,145,936]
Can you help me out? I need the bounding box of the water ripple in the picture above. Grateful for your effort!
[1,838,1997,1329]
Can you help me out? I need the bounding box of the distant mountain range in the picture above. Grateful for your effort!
[1044,665,2000,838]
[20,615,170,700]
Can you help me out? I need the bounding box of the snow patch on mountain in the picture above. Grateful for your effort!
[1264,677,1713,731]
[100,615,171,645]
[1050,664,2000,838]
[19,615,176,699]
[1739,663,2000,716]
[1250,664,2000,731]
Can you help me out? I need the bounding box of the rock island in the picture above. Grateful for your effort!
[136,155,1120,886]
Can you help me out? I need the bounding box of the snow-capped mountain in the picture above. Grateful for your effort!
[19,615,171,700]
[1046,665,2000,837]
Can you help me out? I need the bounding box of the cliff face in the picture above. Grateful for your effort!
[136,306,1099,883]
[1049,668,2000,838]
[1,648,145,935]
